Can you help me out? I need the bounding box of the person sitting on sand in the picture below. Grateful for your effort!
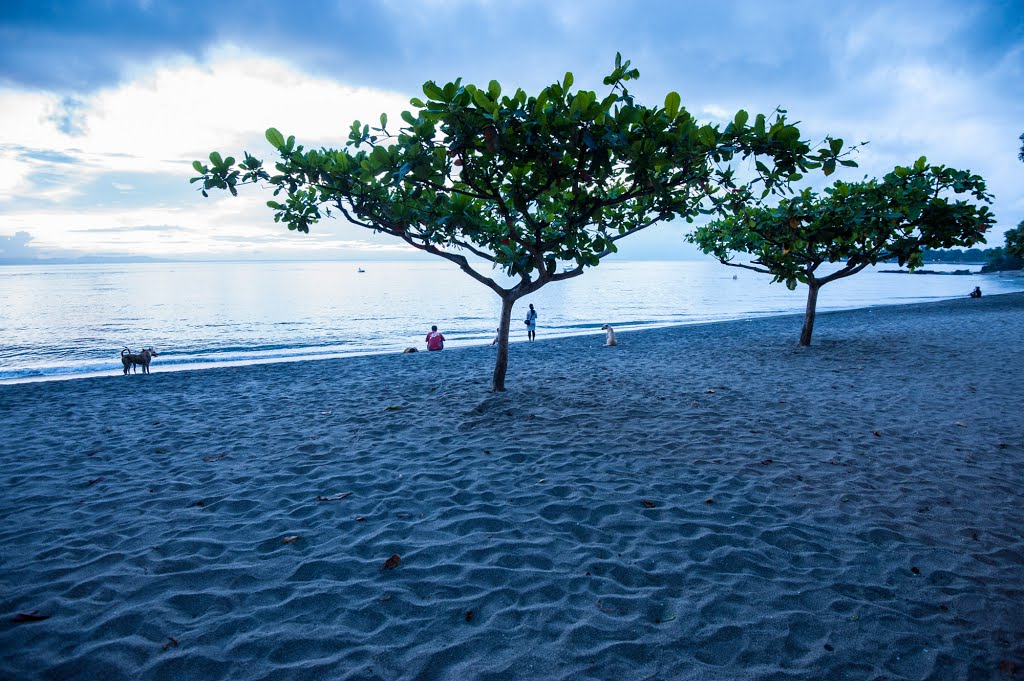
[425,325,445,351]
[491,328,499,346]
[969,286,982,298]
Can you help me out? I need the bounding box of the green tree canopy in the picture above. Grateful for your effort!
[193,54,850,390]
[1004,222,1024,260]
[689,158,995,346]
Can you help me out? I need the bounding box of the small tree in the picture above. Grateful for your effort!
[194,55,849,390]
[689,158,995,346]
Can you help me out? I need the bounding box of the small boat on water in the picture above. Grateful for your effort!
[357,267,365,273]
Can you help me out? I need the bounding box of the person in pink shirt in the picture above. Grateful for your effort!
[425,325,445,351]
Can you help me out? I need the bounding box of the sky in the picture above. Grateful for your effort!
[1,0,1022,263]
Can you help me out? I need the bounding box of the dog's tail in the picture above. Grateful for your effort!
[121,347,131,356]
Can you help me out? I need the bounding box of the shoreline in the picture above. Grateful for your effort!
[2,291,1016,387]
[1,293,1022,679]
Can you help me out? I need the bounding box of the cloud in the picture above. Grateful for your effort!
[0,230,35,257]
[0,0,1021,261]
[0,51,419,256]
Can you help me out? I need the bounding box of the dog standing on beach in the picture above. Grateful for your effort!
[121,347,158,374]
[601,324,617,347]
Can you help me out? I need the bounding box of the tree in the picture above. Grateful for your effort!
[1005,222,1024,260]
[193,55,850,390]
[689,158,995,346]
[1018,132,1023,163]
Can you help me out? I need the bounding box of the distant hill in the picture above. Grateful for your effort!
[0,255,175,266]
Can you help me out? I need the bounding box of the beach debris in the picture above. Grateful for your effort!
[384,405,401,411]
[162,636,179,651]
[640,500,657,508]
[761,459,773,465]
[282,535,300,545]
[395,512,413,519]
[381,594,392,602]
[595,600,621,615]
[320,410,333,416]
[956,421,968,427]
[464,610,475,623]
[10,611,50,624]
[824,643,835,652]
[87,476,106,486]
[704,389,715,394]
[316,492,352,501]
[910,566,921,575]
[190,501,205,508]
[152,420,161,426]
[355,517,367,522]
[653,614,676,624]
[872,431,881,437]
[483,450,492,455]
[382,554,401,571]
[202,453,226,462]
[705,497,715,505]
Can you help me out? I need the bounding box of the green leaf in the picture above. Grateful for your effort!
[664,92,680,119]
[423,81,445,101]
[209,151,223,167]
[472,88,492,111]
[697,126,717,148]
[410,97,425,108]
[914,156,927,170]
[488,80,501,100]
[823,159,836,176]
[563,71,574,90]
[734,110,749,129]
[371,146,389,166]
[380,113,388,129]
[192,160,204,173]
[265,128,285,149]
[829,138,843,155]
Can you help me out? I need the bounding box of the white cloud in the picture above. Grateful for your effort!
[0,50,418,256]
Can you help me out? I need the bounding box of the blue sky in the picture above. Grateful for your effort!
[1,0,1021,262]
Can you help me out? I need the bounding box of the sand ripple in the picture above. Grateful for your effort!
[1,295,1023,679]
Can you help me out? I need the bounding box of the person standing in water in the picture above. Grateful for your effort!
[524,304,538,342]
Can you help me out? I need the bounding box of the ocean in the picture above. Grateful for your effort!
[2,259,1021,383]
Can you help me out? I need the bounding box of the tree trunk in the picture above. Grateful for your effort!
[799,280,820,347]
[492,294,516,391]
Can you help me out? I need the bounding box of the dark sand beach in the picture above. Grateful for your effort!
[1,294,1022,680]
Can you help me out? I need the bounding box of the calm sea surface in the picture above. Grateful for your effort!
[2,259,1021,383]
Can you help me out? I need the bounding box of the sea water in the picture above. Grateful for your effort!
[2,259,1021,383]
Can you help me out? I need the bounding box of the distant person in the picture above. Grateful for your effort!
[425,325,445,351]
[969,286,982,298]
[491,328,500,346]
[524,303,538,342]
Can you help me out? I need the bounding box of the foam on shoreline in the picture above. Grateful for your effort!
[1,294,1022,679]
